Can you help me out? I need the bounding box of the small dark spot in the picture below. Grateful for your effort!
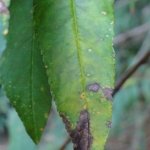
[86,83,100,92]
[0,0,9,14]
[60,110,93,150]
[80,92,86,99]
[102,87,113,101]
[106,121,111,128]
[96,38,103,42]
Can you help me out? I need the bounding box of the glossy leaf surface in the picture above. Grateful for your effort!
[35,0,115,149]
[0,0,51,143]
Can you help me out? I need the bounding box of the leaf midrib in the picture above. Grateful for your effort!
[70,0,85,94]
[30,21,38,142]
[70,2,91,146]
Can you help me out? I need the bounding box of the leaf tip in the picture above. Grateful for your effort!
[60,110,93,150]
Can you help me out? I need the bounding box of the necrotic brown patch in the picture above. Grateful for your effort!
[0,0,9,14]
[86,83,100,92]
[106,121,111,128]
[102,87,113,101]
[60,110,93,150]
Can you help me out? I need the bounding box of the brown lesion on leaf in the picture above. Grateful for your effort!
[106,121,111,128]
[102,87,113,101]
[86,82,100,92]
[0,0,9,14]
[100,98,105,102]
[80,92,86,99]
[60,110,93,150]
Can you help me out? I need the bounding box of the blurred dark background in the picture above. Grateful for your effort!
[0,0,150,149]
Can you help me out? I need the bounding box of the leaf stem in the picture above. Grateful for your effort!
[113,49,150,95]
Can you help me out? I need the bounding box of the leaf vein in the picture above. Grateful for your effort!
[71,0,85,94]
[30,24,38,142]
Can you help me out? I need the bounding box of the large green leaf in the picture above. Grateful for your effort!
[37,102,73,150]
[35,0,115,149]
[0,0,10,58]
[7,103,73,150]
[8,109,36,150]
[0,0,52,143]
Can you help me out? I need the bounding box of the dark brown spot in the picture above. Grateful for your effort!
[60,110,93,150]
[106,121,111,128]
[96,38,103,42]
[102,87,113,101]
[0,0,9,14]
[86,83,100,92]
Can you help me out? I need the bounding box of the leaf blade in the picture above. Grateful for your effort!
[35,0,115,149]
[0,0,52,143]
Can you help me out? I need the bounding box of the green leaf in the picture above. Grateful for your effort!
[8,109,36,150]
[35,0,115,149]
[7,103,73,150]
[0,0,10,58]
[0,0,52,143]
[37,102,73,150]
